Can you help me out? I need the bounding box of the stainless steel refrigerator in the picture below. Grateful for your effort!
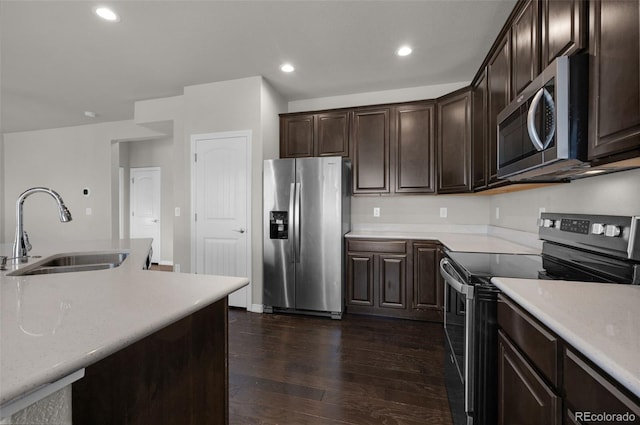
[263,157,351,319]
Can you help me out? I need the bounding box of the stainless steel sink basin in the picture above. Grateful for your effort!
[7,252,129,276]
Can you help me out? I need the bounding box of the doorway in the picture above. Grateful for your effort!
[130,167,162,263]
[191,131,252,309]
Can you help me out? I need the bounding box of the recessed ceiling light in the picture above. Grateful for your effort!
[280,63,295,73]
[397,46,413,57]
[95,7,120,22]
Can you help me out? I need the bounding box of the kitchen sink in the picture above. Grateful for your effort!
[7,252,129,276]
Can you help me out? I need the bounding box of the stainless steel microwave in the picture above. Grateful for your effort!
[497,55,588,181]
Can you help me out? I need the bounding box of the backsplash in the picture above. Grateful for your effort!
[351,168,640,234]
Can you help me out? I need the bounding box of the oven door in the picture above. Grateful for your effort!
[441,258,475,423]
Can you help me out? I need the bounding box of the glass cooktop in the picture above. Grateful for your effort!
[445,251,543,284]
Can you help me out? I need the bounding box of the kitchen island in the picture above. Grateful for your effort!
[0,238,248,423]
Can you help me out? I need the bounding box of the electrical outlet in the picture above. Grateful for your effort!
[495,207,500,220]
[373,207,380,217]
[85,207,92,216]
[440,207,448,218]
[175,207,181,217]
[539,207,546,216]
[174,264,181,273]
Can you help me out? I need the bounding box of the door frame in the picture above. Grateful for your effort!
[190,130,252,310]
[130,166,162,262]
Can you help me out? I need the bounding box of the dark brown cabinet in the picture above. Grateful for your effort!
[352,107,391,194]
[73,298,229,425]
[394,103,436,194]
[472,69,489,190]
[588,0,640,162]
[412,242,443,320]
[346,238,442,321]
[280,114,314,158]
[498,294,640,425]
[511,0,540,97]
[564,348,640,423]
[316,111,350,157]
[541,0,586,66]
[280,111,350,159]
[437,89,472,193]
[487,34,511,185]
[498,331,562,425]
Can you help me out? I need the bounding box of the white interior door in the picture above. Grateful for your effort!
[193,132,251,309]
[130,167,161,263]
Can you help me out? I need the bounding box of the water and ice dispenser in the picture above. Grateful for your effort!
[269,211,288,239]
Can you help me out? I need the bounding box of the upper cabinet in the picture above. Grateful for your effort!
[394,103,436,194]
[316,111,350,157]
[352,107,391,194]
[280,111,350,159]
[511,0,540,97]
[437,89,472,193]
[541,0,586,66]
[587,0,640,162]
[280,114,314,158]
[472,69,489,190]
[487,34,511,186]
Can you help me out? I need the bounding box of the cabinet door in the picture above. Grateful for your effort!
[394,103,436,193]
[511,0,540,97]
[352,108,391,194]
[378,254,407,309]
[347,253,374,306]
[412,243,441,311]
[280,115,314,158]
[472,70,488,190]
[498,331,561,425]
[437,89,472,193]
[488,34,511,185]
[588,0,640,161]
[316,111,350,157]
[542,0,586,66]
[564,348,640,422]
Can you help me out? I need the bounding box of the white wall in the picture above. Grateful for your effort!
[288,81,469,112]
[0,135,5,243]
[135,77,285,308]
[127,137,175,264]
[2,121,164,245]
[352,195,490,226]
[490,168,640,233]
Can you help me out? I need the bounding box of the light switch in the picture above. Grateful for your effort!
[175,207,181,217]
[440,207,447,218]
[85,207,92,216]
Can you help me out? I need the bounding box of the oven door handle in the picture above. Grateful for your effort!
[440,258,474,299]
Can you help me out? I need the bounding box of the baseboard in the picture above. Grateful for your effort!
[250,304,264,314]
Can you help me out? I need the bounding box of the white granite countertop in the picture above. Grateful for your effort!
[0,239,248,406]
[346,225,541,254]
[492,278,640,398]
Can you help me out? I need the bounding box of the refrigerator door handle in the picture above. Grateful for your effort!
[294,182,301,263]
[289,183,296,263]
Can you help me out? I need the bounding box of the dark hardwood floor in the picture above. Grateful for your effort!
[228,309,453,425]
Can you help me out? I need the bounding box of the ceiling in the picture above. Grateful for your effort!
[0,0,516,134]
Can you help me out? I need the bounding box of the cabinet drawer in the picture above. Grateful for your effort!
[347,239,407,254]
[498,330,561,425]
[497,295,560,387]
[564,348,640,422]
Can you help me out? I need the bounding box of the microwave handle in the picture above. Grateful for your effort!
[527,87,556,151]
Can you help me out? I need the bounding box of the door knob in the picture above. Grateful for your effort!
[232,228,246,234]
[151,219,159,223]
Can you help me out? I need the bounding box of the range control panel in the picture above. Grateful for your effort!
[538,213,640,261]
[559,218,591,234]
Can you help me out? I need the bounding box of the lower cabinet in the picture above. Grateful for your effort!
[498,294,640,425]
[346,238,443,321]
